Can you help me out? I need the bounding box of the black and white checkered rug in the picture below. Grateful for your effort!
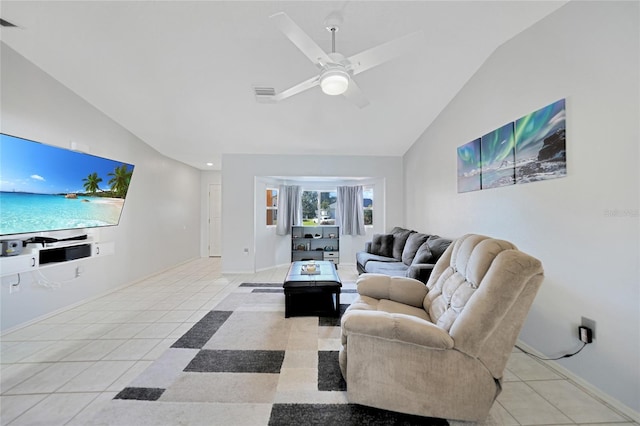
[112,282,448,426]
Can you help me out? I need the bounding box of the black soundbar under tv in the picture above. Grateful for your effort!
[39,243,91,265]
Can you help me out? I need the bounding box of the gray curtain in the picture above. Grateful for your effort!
[276,185,302,235]
[336,186,365,236]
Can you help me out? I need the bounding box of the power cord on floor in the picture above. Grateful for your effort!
[515,342,587,361]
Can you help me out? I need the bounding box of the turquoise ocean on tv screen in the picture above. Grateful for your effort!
[0,192,123,235]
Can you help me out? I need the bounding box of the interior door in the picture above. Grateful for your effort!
[209,183,222,257]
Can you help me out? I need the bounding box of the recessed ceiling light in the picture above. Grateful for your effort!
[206,162,213,167]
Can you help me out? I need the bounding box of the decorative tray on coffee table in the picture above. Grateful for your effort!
[300,264,321,275]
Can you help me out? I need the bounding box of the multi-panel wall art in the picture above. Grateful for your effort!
[481,122,515,189]
[456,138,481,193]
[514,98,567,183]
[457,98,566,193]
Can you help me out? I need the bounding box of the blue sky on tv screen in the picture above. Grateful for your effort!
[0,134,134,195]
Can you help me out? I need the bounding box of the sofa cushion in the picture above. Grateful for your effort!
[365,260,408,277]
[426,235,453,261]
[369,233,394,258]
[402,233,430,266]
[390,227,414,260]
[356,251,397,270]
[411,241,433,265]
[406,264,436,283]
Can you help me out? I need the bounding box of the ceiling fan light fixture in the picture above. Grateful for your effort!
[320,69,349,96]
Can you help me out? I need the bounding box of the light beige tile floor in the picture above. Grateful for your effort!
[0,257,637,425]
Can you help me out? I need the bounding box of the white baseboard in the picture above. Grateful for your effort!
[516,340,640,422]
[254,263,290,273]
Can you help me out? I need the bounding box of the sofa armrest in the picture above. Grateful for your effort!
[406,264,436,283]
[342,310,453,349]
[356,273,427,308]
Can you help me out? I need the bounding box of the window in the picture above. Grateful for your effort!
[363,186,373,225]
[266,188,277,226]
[302,190,337,225]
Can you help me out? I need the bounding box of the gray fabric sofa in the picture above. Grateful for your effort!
[340,234,544,421]
[356,227,452,283]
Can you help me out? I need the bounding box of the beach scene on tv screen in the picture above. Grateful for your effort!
[0,134,134,236]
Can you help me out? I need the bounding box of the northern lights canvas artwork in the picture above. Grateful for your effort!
[481,122,516,189]
[457,98,567,194]
[457,138,482,193]
[514,98,566,184]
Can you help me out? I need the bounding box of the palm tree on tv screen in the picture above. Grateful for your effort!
[82,172,102,194]
[108,164,132,198]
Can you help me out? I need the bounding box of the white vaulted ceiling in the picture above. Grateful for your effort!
[0,1,567,169]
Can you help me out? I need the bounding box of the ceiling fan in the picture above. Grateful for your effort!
[267,11,423,108]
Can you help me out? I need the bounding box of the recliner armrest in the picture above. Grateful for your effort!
[342,310,454,349]
[356,273,427,308]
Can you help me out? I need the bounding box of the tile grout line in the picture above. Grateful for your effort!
[519,353,636,423]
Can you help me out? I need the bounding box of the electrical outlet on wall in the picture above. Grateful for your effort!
[578,326,593,343]
[581,316,596,341]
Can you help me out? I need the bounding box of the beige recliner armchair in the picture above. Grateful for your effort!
[339,234,544,422]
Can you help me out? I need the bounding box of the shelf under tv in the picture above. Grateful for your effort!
[0,239,114,277]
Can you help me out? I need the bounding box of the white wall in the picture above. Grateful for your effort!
[403,1,639,414]
[1,44,202,331]
[222,154,403,273]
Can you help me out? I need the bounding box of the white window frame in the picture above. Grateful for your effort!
[363,185,374,227]
[266,187,278,227]
[302,188,337,226]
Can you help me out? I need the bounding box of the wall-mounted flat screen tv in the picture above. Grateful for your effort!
[0,133,135,237]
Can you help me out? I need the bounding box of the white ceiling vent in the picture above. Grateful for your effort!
[253,86,276,104]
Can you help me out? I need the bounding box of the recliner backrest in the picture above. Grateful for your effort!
[423,234,544,377]
[424,235,516,329]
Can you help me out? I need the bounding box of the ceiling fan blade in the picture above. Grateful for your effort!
[273,75,321,102]
[270,12,332,67]
[342,79,370,109]
[348,31,424,76]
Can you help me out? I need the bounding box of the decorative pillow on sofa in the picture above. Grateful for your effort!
[411,241,433,265]
[402,233,430,265]
[370,234,394,258]
[390,227,414,260]
[426,235,453,261]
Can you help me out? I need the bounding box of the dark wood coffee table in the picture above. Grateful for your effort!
[283,261,342,318]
